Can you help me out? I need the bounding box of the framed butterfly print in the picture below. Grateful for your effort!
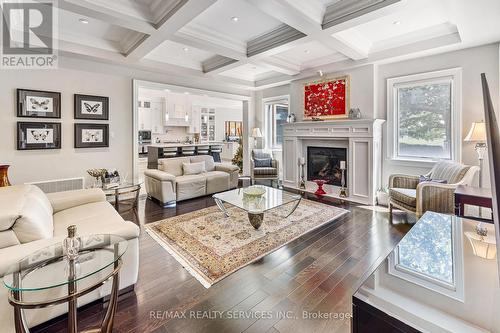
[74,94,109,120]
[17,122,61,150]
[303,75,350,120]
[74,123,109,148]
[17,89,61,118]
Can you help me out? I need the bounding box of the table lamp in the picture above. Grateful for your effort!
[251,128,263,148]
[464,121,487,187]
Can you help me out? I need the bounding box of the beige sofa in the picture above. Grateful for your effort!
[144,155,239,206]
[0,184,140,332]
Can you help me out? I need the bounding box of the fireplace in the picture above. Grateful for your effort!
[307,147,347,186]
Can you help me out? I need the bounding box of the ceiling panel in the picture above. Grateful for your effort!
[219,63,279,81]
[184,0,284,42]
[144,40,216,70]
[272,40,344,69]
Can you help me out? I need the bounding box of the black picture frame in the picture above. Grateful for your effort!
[74,94,109,120]
[17,89,61,118]
[17,122,62,150]
[74,123,109,148]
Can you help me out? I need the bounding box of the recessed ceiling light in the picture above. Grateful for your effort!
[231,16,239,22]
[183,47,189,52]
[304,49,310,54]
[393,20,401,25]
[79,18,89,24]
[184,92,189,95]
[318,70,324,77]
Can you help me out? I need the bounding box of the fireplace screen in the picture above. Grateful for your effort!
[307,147,347,186]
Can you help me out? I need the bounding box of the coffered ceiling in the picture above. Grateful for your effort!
[31,0,500,90]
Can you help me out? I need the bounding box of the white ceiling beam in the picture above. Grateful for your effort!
[246,0,368,60]
[253,58,300,76]
[48,0,156,35]
[170,33,246,60]
[126,0,218,59]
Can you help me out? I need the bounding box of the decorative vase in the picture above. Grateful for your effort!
[0,165,11,187]
[63,225,81,260]
[313,180,327,196]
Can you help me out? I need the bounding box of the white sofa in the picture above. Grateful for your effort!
[144,155,239,206]
[0,184,140,332]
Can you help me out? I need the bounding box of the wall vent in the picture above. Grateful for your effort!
[26,177,85,194]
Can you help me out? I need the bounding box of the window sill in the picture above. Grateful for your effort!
[385,158,443,168]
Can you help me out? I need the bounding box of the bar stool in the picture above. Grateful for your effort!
[181,146,196,156]
[196,145,210,155]
[163,147,178,158]
[210,145,223,162]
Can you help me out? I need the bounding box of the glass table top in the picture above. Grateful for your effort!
[213,186,301,213]
[102,182,142,193]
[3,234,127,292]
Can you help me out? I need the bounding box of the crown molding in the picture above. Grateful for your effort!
[202,55,239,73]
[247,24,307,58]
[322,0,401,30]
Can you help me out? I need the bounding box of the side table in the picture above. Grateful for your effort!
[454,185,493,222]
[3,234,127,333]
[103,182,142,212]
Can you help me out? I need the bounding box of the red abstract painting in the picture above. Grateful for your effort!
[304,76,349,120]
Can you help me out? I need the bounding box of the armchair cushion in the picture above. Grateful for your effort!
[429,161,470,184]
[254,158,272,167]
[47,188,105,214]
[418,175,447,184]
[252,149,272,159]
[253,167,278,176]
[389,188,417,207]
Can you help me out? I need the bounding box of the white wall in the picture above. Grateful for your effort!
[0,67,133,185]
[378,44,500,186]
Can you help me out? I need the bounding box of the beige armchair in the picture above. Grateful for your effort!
[250,149,279,187]
[389,161,479,219]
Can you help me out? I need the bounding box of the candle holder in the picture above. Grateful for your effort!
[340,167,348,198]
[63,225,81,260]
[298,157,306,190]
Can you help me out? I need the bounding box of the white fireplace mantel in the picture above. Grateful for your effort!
[282,119,385,205]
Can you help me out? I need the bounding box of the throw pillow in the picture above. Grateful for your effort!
[254,158,272,168]
[419,175,447,184]
[183,161,206,175]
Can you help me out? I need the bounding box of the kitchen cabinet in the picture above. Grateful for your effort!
[138,100,164,133]
[200,108,216,142]
[189,106,201,133]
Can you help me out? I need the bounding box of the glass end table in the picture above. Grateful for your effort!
[213,186,302,229]
[3,235,127,333]
[102,182,142,212]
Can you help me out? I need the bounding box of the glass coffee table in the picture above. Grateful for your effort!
[213,186,302,229]
[3,235,127,333]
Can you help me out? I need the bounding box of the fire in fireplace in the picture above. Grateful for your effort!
[307,147,347,186]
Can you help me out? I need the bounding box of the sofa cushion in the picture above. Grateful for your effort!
[389,188,417,207]
[159,157,190,176]
[254,167,278,176]
[47,188,105,213]
[0,185,27,231]
[430,161,470,184]
[205,171,230,194]
[183,161,206,175]
[0,230,20,249]
[53,201,140,240]
[176,174,207,201]
[190,155,215,172]
[6,185,54,243]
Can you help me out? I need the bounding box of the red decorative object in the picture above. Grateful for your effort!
[0,165,11,187]
[304,76,349,120]
[313,180,327,196]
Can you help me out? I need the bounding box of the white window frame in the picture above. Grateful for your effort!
[387,68,462,166]
[263,95,290,150]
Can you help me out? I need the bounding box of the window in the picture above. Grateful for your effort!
[387,68,462,163]
[264,97,289,149]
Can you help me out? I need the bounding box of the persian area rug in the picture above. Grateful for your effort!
[145,199,349,288]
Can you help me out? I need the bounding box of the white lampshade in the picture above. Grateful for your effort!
[251,128,263,138]
[464,121,487,142]
[465,231,497,260]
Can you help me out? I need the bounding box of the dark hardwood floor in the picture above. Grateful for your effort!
[34,191,412,333]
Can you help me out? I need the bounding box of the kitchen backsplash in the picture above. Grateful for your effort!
[152,127,190,143]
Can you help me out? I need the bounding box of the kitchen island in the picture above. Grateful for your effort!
[147,142,226,169]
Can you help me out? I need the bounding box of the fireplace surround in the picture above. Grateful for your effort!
[282,119,384,205]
